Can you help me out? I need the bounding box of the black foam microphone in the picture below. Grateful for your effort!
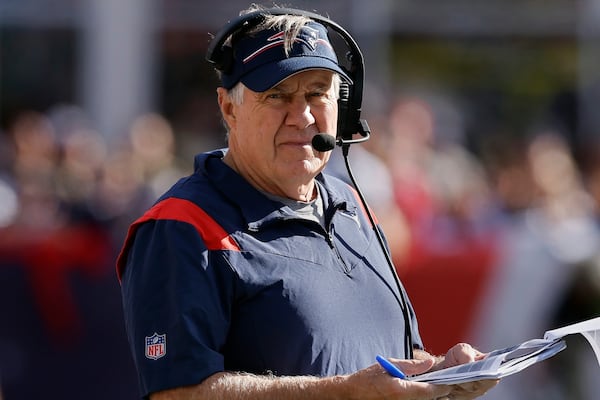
[311,134,336,152]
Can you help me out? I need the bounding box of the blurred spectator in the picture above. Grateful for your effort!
[470,130,600,400]
[127,112,188,199]
[384,95,500,356]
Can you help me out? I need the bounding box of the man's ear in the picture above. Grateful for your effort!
[217,87,236,130]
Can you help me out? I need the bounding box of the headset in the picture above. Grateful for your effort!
[205,7,370,143]
[206,7,414,360]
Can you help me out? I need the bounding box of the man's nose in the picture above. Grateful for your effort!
[284,98,315,129]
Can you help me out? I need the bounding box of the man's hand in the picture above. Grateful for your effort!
[413,344,499,399]
[344,357,454,399]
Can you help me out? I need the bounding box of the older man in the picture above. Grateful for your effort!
[117,6,497,400]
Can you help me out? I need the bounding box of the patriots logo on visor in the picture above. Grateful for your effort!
[243,26,332,64]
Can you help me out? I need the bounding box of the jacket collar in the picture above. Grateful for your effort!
[194,149,352,230]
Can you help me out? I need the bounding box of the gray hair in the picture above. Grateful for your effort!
[244,10,313,56]
[215,6,312,83]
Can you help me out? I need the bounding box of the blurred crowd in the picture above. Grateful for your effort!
[2,85,600,398]
[0,105,190,399]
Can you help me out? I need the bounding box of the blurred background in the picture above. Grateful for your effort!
[2,0,600,399]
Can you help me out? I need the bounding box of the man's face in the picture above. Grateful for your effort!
[219,69,338,199]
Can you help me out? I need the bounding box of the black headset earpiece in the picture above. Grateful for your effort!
[206,7,368,142]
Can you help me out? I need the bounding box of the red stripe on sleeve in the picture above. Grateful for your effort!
[116,197,239,281]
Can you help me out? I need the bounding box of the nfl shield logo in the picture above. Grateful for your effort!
[145,333,166,360]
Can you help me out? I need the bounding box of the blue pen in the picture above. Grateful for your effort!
[376,355,407,379]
